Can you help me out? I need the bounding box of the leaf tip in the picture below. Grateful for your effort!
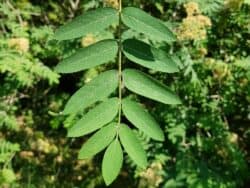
[172,66,180,73]
[66,130,74,138]
[77,152,88,160]
[54,64,64,73]
[61,109,69,115]
[54,62,67,73]
[140,161,148,169]
[52,31,61,41]
[174,97,182,105]
[156,133,165,142]
[103,178,114,186]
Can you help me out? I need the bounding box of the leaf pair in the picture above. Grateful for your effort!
[77,122,147,185]
[63,68,180,116]
[54,7,175,42]
[55,7,178,74]
[55,38,179,75]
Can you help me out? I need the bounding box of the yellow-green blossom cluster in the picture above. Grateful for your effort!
[104,0,119,9]
[8,38,30,53]
[139,162,163,187]
[81,34,96,47]
[177,2,212,41]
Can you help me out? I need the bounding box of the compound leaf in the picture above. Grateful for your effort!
[78,123,117,159]
[63,70,118,114]
[67,98,119,137]
[122,98,164,141]
[119,124,147,168]
[55,40,118,73]
[102,139,123,186]
[122,39,178,73]
[123,69,181,105]
[122,7,175,42]
[55,8,118,41]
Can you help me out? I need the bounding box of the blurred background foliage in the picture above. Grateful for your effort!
[0,0,249,187]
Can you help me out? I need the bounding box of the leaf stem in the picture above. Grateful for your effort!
[117,0,122,126]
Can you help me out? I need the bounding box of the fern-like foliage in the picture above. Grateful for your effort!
[0,51,59,87]
[0,140,19,164]
[54,3,181,185]
[0,111,17,131]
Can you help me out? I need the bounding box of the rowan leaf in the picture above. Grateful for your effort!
[122,98,164,141]
[63,70,118,114]
[54,8,118,41]
[123,69,181,105]
[55,40,118,73]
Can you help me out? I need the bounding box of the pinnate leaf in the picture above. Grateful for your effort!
[54,8,118,41]
[122,7,175,42]
[78,123,117,159]
[123,69,181,105]
[119,124,147,168]
[55,40,118,73]
[102,139,123,185]
[122,39,178,73]
[122,98,164,141]
[63,70,118,114]
[67,98,119,137]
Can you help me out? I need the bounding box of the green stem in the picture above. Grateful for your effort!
[117,0,122,126]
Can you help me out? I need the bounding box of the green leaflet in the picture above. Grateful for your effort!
[54,8,119,41]
[122,39,179,73]
[123,69,181,105]
[102,139,123,186]
[122,7,175,42]
[55,40,118,73]
[63,70,118,114]
[67,98,119,137]
[122,98,164,141]
[78,123,117,159]
[119,124,147,168]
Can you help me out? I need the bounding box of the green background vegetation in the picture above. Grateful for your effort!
[0,0,249,187]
